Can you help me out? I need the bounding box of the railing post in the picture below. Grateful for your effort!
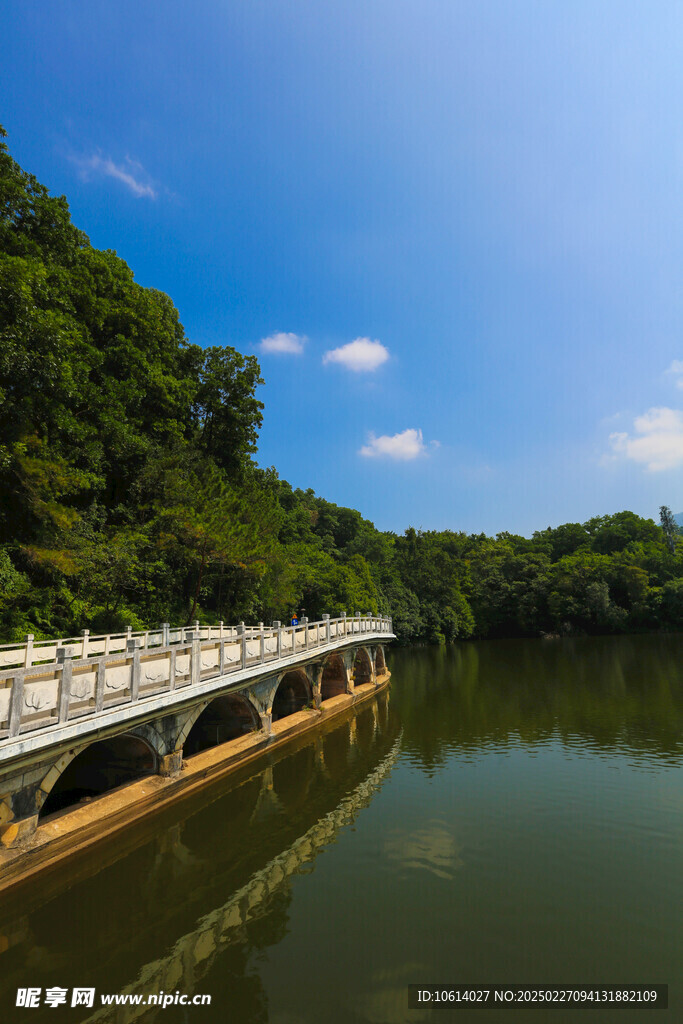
[81,629,90,658]
[95,658,106,712]
[355,611,361,633]
[342,611,347,636]
[23,634,34,669]
[219,620,224,639]
[303,616,309,649]
[126,625,132,643]
[57,648,73,722]
[273,621,281,658]
[324,613,330,643]
[160,622,170,647]
[189,631,201,688]
[127,639,141,701]
[169,648,177,691]
[239,623,247,670]
[259,623,265,663]
[8,673,25,737]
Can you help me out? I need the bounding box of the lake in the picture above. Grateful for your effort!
[1,635,681,1022]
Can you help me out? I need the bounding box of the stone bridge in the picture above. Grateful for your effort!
[0,613,393,852]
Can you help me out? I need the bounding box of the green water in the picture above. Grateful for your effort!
[1,636,681,1022]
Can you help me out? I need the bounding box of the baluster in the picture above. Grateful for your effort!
[57,648,73,722]
[23,634,34,669]
[239,623,247,669]
[190,632,201,687]
[8,674,25,737]
[95,659,106,712]
[127,639,141,701]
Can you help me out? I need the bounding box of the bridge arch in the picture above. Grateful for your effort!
[127,721,170,759]
[38,734,157,820]
[183,693,261,757]
[320,653,348,701]
[374,644,386,676]
[272,669,312,721]
[352,647,374,688]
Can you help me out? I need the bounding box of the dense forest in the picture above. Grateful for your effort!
[1,127,683,645]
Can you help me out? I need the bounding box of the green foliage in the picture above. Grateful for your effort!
[659,505,679,555]
[2,126,683,645]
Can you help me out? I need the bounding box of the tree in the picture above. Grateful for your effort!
[659,505,678,555]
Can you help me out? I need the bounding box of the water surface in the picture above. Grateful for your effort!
[1,635,681,1022]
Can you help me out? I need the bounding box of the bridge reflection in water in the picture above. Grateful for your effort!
[0,689,399,1023]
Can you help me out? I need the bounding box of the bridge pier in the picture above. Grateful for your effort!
[159,750,183,777]
[0,813,38,849]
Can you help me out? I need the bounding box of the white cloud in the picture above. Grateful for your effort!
[260,332,307,355]
[666,360,683,389]
[73,152,157,198]
[359,428,431,461]
[609,407,683,471]
[323,337,389,372]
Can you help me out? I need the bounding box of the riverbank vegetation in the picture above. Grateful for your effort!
[2,128,682,644]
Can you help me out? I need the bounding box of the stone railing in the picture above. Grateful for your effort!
[0,613,392,744]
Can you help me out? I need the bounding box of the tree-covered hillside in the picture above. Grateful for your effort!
[1,127,682,643]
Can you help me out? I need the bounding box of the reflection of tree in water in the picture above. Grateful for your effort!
[354,706,377,756]
[270,743,316,811]
[393,636,683,774]
[320,720,351,781]
[0,692,399,1024]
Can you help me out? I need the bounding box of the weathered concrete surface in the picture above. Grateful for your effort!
[0,670,390,894]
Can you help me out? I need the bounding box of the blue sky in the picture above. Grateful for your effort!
[4,0,683,535]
